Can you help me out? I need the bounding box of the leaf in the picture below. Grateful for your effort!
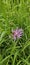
[0,54,2,62]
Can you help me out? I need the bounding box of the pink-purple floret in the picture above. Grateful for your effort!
[12,28,23,40]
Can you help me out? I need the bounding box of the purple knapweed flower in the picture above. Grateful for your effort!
[12,28,23,40]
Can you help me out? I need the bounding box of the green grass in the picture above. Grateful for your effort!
[0,0,30,65]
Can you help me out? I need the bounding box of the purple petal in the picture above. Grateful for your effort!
[12,28,23,40]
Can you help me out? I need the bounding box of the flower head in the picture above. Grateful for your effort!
[12,28,23,40]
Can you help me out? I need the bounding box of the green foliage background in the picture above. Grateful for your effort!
[0,0,30,65]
